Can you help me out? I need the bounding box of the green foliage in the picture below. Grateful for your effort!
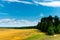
[47,26,55,35]
[57,24,60,33]
[47,21,55,35]
[36,15,60,35]
[54,16,59,27]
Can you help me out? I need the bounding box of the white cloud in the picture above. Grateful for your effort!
[2,0,20,2]
[18,1,33,4]
[44,0,53,1]
[0,18,38,27]
[2,0,33,4]
[2,0,60,7]
[34,0,60,7]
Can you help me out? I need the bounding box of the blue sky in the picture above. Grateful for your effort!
[0,0,60,27]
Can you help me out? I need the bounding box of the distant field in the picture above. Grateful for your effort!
[0,29,60,40]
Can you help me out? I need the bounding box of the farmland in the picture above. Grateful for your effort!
[0,29,60,40]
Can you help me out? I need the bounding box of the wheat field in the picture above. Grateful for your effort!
[0,29,45,40]
[0,29,60,40]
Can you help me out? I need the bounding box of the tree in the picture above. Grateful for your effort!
[47,22,55,35]
[54,16,59,27]
[47,26,55,35]
[37,17,47,32]
[36,15,60,35]
[47,15,53,22]
[37,22,41,29]
[53,16,60,33]
[57,24,60,33]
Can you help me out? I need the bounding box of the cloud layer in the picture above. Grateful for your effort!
[2,0,60,7]
[34,0,60,7]
[2,0,33,4]
[0,18,38,27]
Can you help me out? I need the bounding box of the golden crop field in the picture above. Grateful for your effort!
[0,29,45,40]
[0,29,60,40]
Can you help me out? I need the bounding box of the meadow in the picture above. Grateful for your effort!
[0,28,60,40]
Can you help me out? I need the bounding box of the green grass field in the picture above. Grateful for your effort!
[24,34,45,40]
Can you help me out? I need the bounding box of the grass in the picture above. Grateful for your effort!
[24,34,45,40]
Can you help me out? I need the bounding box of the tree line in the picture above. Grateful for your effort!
[36,16,60,35]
